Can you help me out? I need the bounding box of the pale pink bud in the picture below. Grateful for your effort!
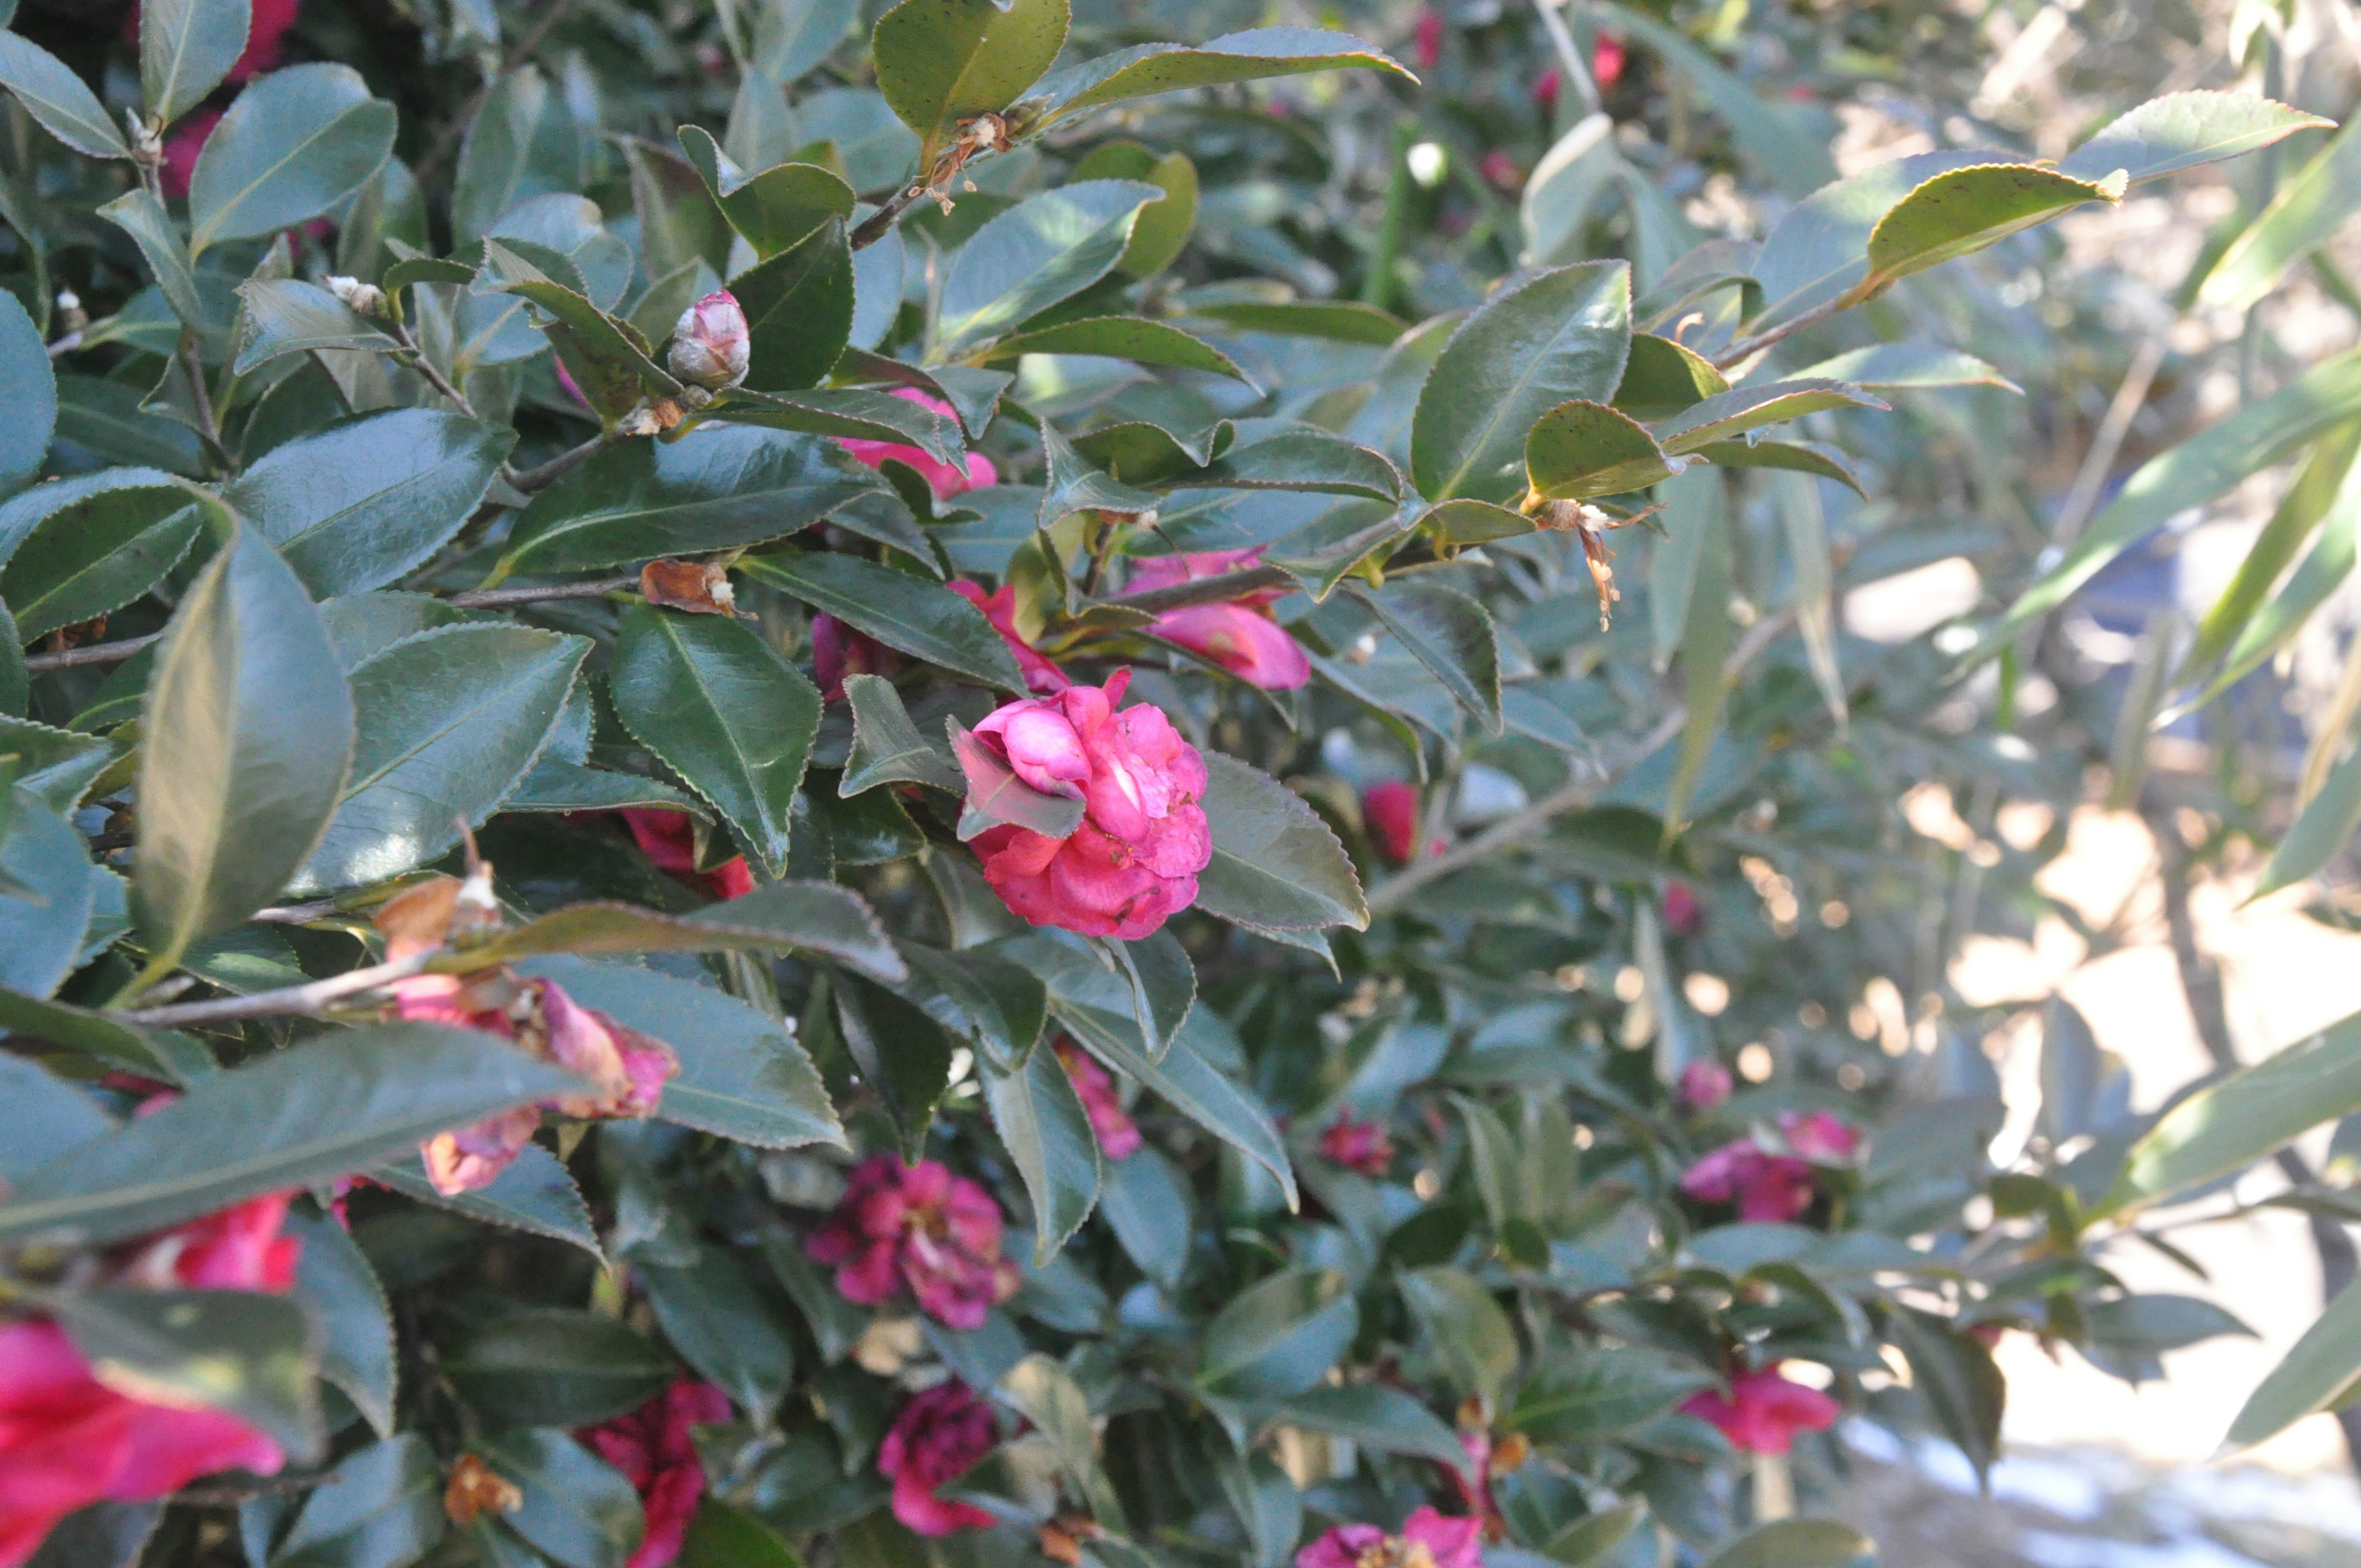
[668,290,750,389]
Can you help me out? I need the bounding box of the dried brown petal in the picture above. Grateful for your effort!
[444,1454,521,1524]
[1038,1514,1102,1565]
[640,559,737,616]
[374,876,462,963]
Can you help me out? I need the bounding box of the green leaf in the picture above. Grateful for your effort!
[444,1308,674,1428]
[449,883,904,981]
[1038,419,1165,528]
[0,984,214,1087]
[225,409,518,598]
[1984,346,2361,652]
[1611,332,1728,420]
[679,126,856,260]
[0,489,199,643]
[2185,461,2361,713]
[54,1286,320,1461]
[1665,515,1734,836]
[895,941,1046,1067]
[96,189,204,331]
[1886,1305,2004,1481]
[231,279,403,374]
[1746,149,2000,332]
[1541,1501,1648,1567]
[526,956,845,1150]
[1193,752,1367,932]
[1399,1267,1519,1405]
[949,717,1087,841]
[678,1502,800,1568]
[1268,1384,1466,1468]
[840,674,964,794]
[834,974,957,1161]
[1861,163,2122,297]
[499,426,879,577]
[1526,400,1685,499]
[1098,1146,1192,1286]
[981,1044,1101,1260]
[451,66,582,247]
[479,239,682,413]
[1690,437,1866,496]
[1508,1346,1714,1441]
[271,1434,446,1568]
[133,528,357,968]
[639,1244,797,1418]
[872,0,1069,148]
[935,181,1166,359]
[2202,117,2361,312]
[2084,1293,2253,1352]
[187,64,397,256]
[0,32,127,159]
[141,0,251,127]
[1699,1521,1873,1568]
[1105,928,1193,1061]
[1410,261,1632,503]
[978,316,1248,382]
[1183,298,1408,345]
[2255,742,2361,901]
[295,624,587,892]
[1069,143,1196,279]
[0,1023,580,1247]
[1593,4,1832,198]
[54,375,204,476]
[741,553,1026,691]
[1188,421,1402,502]
[729,220,855,394]
[0,294,50,501]
[480,1429,647,1568]
[371,1144,602,1257]
[1787,342,2022,394]
[287,1204,397,1438]
[999,1354,1093,1488]
[2229,1274,2361,1447]
[2060,90,2331,186]
[0,1055,116,1184]
[1350,580,1502,732]
[1029,27,1414,129]
[1199,1267,1357,1398]
[1653,379,1887,454]
[502,759,711,820]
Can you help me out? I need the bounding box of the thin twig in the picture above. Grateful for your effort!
[2049,333,2168,552]
[1707,293,1854,373]
[23,632,161,673]
[45,329,82,358]
[851,186,930,251]
[512,430,616,493]
[391,322,480,420]
[249,898,349,925]
[446,575,638,609]
[121,952,431,1027]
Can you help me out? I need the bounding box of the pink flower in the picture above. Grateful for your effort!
[1297,1507,1483,1568]
[810,613,895,701]
[1127,548,1308,691]
[1533,68,1562,111]
[1679,1369,1840,1455]
[395,972,680,1196]
[1479,150,1522,192]
[158,108,221,200]
[1679,1141,1814,1223]
[1412,9,1446,71]
[620,809,754,901]
[1056,1040,1139,1161]
[1679,1061,1733,1114]
[965,670,1211,941]
[879,1381,998,1537]
[1662,880,1703,936]
[836,389,997,499]
[1441,1430,1525,1541]
[1318,1112,1393,1178]
[1592,33,1627,89]
[667,290,749,389]
[579,1380,733,1568]
[0,1197,303,1568]
[1779,1111,1861,1163]
[947,580,1069,694]
[1362,782,1428,867]
[804,1157,1018,1330]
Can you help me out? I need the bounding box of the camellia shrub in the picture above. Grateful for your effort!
[0,1,2343,1567]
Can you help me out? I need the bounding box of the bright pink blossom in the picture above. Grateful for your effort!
[1679,1061,1733,1114]
[1533,68,1562,111]
[1127,548,1307,691]
[964,670,1211,940]
[1592,33,1627,89]
[1319,1111,1394,1177]
[1779,1110,1861,1162]
[1297,1507,1483,1568]
[1362,782,1431,867]
[879,1381,998,1537]
[0,1196,302,1568]
[1680,1140,1813,1222]
[621,808,754,900]
[579,1380,732,1568]
[1679,1369,1839,1455]
[836,389,997,499]
[1662,880,1703,936]
[804,1157,1018,1330]
[947,580,1069,694]
[1056,1040,1139,1160]
[1412,9,1446,71]
[668,290,749,389]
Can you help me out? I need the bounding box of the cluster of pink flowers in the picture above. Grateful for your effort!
[1319,1111,1394,1177]
[620,808,753,900]
[837,389,997,498]
[1299,1507,1483,1568]
[1679,1112,1861,1222]
[1679,1368,1840,1455]
[1056,1041,1140,1160]
[578,1380,732,1568]
[963,670,1212,940]
[0,1194,302,1567]
[1127,547,1308,691]
[392,970,678,1195]
[878,1380,1000,1536]
[805,1157,1018,1330]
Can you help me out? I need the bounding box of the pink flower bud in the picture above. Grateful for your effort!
[1662,879,1703,936]
[1362,782,1425,866]
[1592,32,1627,89]
[668,290,750,389]
[1479,149,1524,192]
[1414,9,1446,70]
[1679,1059,1733,1114]
[1533,68,1562,110]
[1318,1111,1394,1177]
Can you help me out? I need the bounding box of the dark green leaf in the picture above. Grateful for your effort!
[1194,752,1367,932]
[1690,437,1866,496]
[0,32,130,158]
[1351,580,1501,732]
[0,1054,116,1184]
[2084,1293,2252,1352]
[54,1288,320,1461]
[872,0,1068,146]
[1198,1267,1356,1398]
[371,1144,603,1257]
[1399,1267,1519,1404]
[0,985,213,1086]
[1029,28,1413,128]
[1542,1501,1648,1567]
[1190,421,1402,502]
[895,941,1046,1067]
[0,293,48,501]
[936,181,1166,359]
[835,974,957,1161]
[1267,1385,1466,1468]
[1887,1306,2004,1481]
[1653,379,1887,454]
[141,0,250,127]
[680,127,855,260]
[1098,1146,1191,1287]
[1612,333,1728,420]
[717,385,965,469]
[1182,298,1407,345]
[446,1308,674,1428]
[52,375,204,476]
[1508,1346,1713,1441]
[678,1502,800,1568]
[188,64,397,256]
[979,316,1248,382]
[1527,400,1685,499]
[725,220,855,393]
[0,490,198,642]
[481,1428,647,1568]
[287,1204,397,1438]
[840,673,964,794]
[96,189,204,330]
[451,66,582,246]
[450,882,904,981]
[742,553,1026,691]
[641,1243,797,1417]
[982,1044,1101,1259]
[271,1434,445,1568]
[232,279,401,374]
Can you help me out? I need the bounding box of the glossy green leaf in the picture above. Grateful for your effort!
[1184,299,1407,345]
[0,32,130,158]
[1699,1521,1873,1568]
[451,66,582,246]
[1400,1267,1519,1405]
[718,384,967,468]
[1612,332,1728,420]
[1411,261,1632,503]
[1189,421,1402,502]
[1747,149,1998,331]
[0,1055,116,1184]
[1653,379,1886,454]
[935,181,1166,359]
[450,883,904,981]
[2059,90,2331,186]
[96,189,204,331]
[1788,342,2022,394]
[271,1434,445,1568]
[53,375,205,476]
[1690,437,1866,496]
[2203,117,2361,312]
[232,279,402,374]
[840,673,964,794]
[0,295,49,501]
[0,1023,581,1246]
[1527,400,1686,499]
[287,1204,397,1438]
[0,489,198,643]
[1351,580,1502,732]
[979,316,1247,381]
[1069,143,1196,279]
[296,624,587,891]
[528,956,845,1150]
[679,126,855,260]
[611,606,821,877]
[743,553,1025,692]
[1106,927,1193,1061]
[872,0,1068,146]
[1199,1267,1357,1398]
[834,973,957,1161]
[2228,1273,2361,1447]
[1029,27,1414,128]
[639,1244,797,1420]
[893,941,1046,1067]
[443,1309,674,1428]
[1194,752,1367,932]
[1861,163,2122,296]
[480,239,682,413]
[981,1043,1101,1259]
[1270,1384,1468,1468]
[1508,1345,1714,1441]
[480,1428,646,1568]
[1098,1146,1192,1287]
[729,220,855,393]
[141,0,250,127]
[504,426,877,577]
[133,528,356,967]
[188,64,397,255]
[371,1144,603,1257]
[225,409,517,597]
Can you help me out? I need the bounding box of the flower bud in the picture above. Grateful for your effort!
[668,290,750,389]
[325,275,387,317]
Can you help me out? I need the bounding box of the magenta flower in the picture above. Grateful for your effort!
[1679,1140,1814,1222]
[1680,1369,1840,1455]
[668,290,750,389]
[1533,68,1562,111]
[1056,1040,1140,1160]
[1662,879,1703,936]
[1362,782,1427,866]
[1128,548,1308,691]
[947,580,1069,694]
[1412,9,1446,71]
[1679,1060,1733,1114]
[879,1381,999,1537]
[579,1380,734,1568]
[1779,1110,1861,1163]
[964,670,1212,941]
[1297,1507,1483,1568]
[837,389,997,499]
[1318,1111,1394,1177]
[810,612,896,702]
[804,1157,1018,1330]
[620,808,754,900]
[1479,150,1523,192]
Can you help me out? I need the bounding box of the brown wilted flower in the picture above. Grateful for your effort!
[1038,1513,1102,1564]
[443,1453,521,1524]
[640,559,737,617]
